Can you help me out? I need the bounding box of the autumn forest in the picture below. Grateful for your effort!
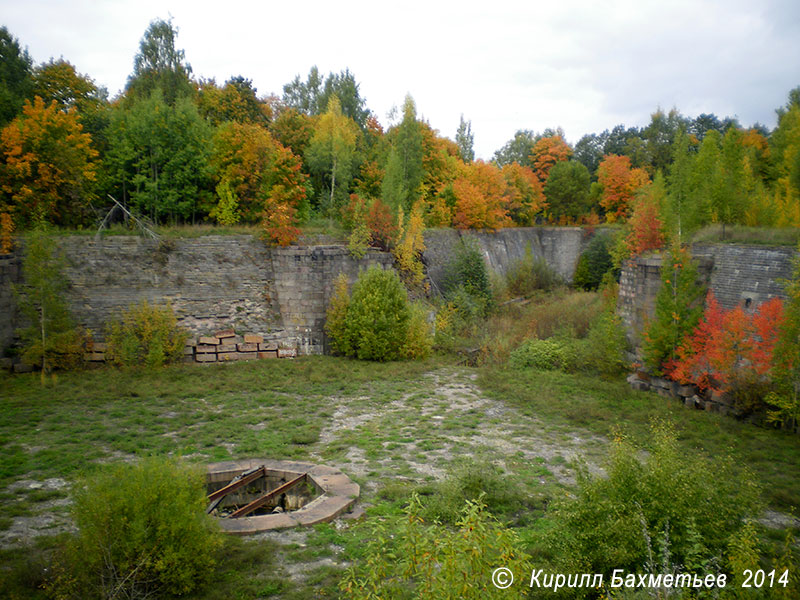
[1,19,799,252]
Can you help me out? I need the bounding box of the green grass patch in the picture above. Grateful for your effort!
[479,366,800,510]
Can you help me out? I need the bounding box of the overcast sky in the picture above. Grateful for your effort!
[4,0,799,159]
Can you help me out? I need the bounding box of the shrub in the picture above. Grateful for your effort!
[324,273,352,356]
[106,300,189,368]
[401,302,433,360]
[545,422,762,580]
[54,458,222,599]
[582,308,629,378]
[325,266,430,361]
[509,337,578,371]
[504,244,562,297]
[573,233,614,290]
[340,494,532,600]
[417,459,528,526]
[441,237,493,317]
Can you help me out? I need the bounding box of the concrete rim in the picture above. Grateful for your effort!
[206,459,359,534]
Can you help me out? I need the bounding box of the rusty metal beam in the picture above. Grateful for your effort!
[229,473,307,518]
[206,465,266,514]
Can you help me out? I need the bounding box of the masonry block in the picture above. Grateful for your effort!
[278,348,297,358]
[215,329,236,339]
[218,343,237,353]
[235,352,258,360]
[244,334,263,344]
[199,336,219,345]
[196,344,217,353]
[237,343,258,352]
[196,353,217,362]
[258,351,278,359]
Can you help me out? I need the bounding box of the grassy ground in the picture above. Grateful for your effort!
[1,355,798,598]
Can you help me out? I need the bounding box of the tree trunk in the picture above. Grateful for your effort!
[329,158,337,212]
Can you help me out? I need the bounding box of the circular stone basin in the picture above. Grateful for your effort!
[206,459,359,534]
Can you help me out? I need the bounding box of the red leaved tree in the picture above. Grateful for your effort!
[669,293,784,403]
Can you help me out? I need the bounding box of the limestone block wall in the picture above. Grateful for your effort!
[0,236,393,358]
[423,226,590,291]
[618,244,798,347]
[0,252,21,353]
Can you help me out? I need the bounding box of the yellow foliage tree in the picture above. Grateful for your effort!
[0,96,97,226]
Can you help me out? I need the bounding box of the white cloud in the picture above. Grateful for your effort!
[3,0,798,158]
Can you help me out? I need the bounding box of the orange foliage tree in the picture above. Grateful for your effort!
[211,122,308,231]
[1,96,97,226]
[451,160,513,230]
[530,134,571,186]
[261,143,309,246]
[625,175,667,257]
[501,162,546,225]
[669,293,784,396]
[596,154,650,222]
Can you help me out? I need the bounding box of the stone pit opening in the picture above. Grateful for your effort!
[205,459,359,534]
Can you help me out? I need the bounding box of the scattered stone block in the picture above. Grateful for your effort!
[196,344,218,354]
[258,351,278,359]
[215,329,236,339]
[244,334,263,344]
[196,353,217,363]
[237,343,258,352]
[278,348,297,358]
[259,342,278,351]
[235,352,258,360]
[199,336,220,345]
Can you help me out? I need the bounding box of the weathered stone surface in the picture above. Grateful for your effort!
[196,353,217,362]
[237,343,258,352]
[215,329,235,339]
[196,344,217,354]
[183,345,194,355]
[217,352,236,362]
[278,348,297,358]
[259,342,278,351]
[258,351,277,359]
[244,334,263,344]
[235,352,257,360]
[218,343,237,353]
[198,336,219,345]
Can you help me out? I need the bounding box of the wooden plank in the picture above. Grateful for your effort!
[229,473,307,518]
[207,465,265,504]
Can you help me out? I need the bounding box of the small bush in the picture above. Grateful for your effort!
[504,245,562,297]
[401,302,434,360]
[441,237,493,317]
[54,458,222,599]
[106,300,189,368]
[340,494,532,600]
[418,459,528,525]
[545,422,762,579]
[510,337,578,371]
[573,233,614,290]
[326,267,431,361]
